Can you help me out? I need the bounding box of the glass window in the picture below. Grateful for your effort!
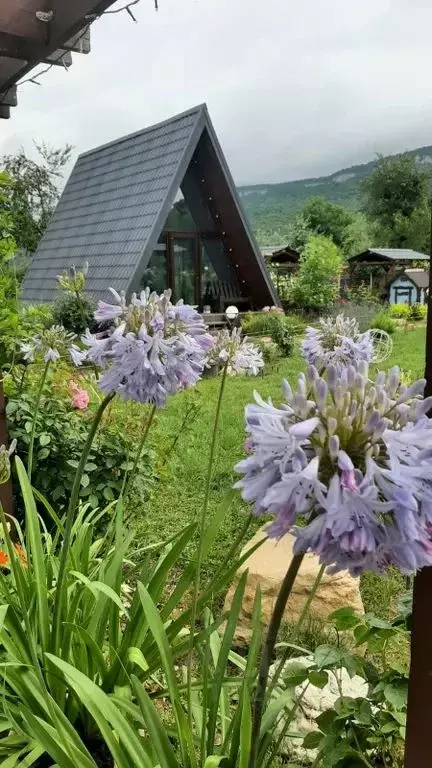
[141,241,168,293]
[164,198,197,232]
[172,236,196,305]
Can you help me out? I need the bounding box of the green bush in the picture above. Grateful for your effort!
[256,338,281,369]
[289,235,342,311]
[370,310,396,334]
[6,379,155,513]
[20,302,54,336]
[241,312,295,356]
[409,302,427,321]
[242,310,283,335]
[53,291,96,334]
[390,303,411,319]
[390,303,427,321]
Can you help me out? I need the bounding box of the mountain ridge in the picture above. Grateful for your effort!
[238,144,432,242]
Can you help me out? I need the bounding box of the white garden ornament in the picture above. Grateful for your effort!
[368,328,393,363]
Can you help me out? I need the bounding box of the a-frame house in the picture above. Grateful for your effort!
[23,104,278,311]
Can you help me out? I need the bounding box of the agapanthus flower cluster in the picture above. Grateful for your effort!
[206,327,264,376]
[20,326,86,366]
[301,314,374,371]
[235,362,432,576]
[82,287,213,405]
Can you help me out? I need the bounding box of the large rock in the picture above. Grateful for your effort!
[224,528,364,644]
[270,655,369,764]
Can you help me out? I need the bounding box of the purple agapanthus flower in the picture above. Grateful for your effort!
[235,362,432,576]
[83,287,213,406]
[301,313,374,371]
[205,327,264,376]
[20,326,83,367]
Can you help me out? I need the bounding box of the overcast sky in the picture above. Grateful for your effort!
[1,0,432,185]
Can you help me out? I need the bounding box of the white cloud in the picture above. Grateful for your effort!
[2,0,432,184]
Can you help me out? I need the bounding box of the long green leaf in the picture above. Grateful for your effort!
[131,675,179,768]
[239,686,252,768]
[206,571,247,755]
[69,571,128,616]
[46,654,153,768]
[137,583,196,768]
[64,623,108,680]
[15,457,49,652]
[163,492,234,620]
[22,711,83,768]
[225,586,262,761]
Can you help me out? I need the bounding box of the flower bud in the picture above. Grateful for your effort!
[329,434,340,459]
[315,378,328,406]
[357,361,369,380]
[366,410,381,433]
[387,366,400,393]
[327,365,337,391]
[0,441,15,485]
[281,379,293,403]
[327,417,338,435]
[354,373,365,395]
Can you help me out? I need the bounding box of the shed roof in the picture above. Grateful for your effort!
[22,104,278,307]
[349,248,430,263]
[404,270,430,289]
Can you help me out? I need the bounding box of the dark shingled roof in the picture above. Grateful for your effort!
[404,270,430,289]
[23,105,205,301]
[22,104,277,305]
[349,248,430,263]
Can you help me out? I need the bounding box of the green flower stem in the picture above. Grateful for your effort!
[27,359,50,485]
[249,552,305,768]
[122,403,157,497]
[51,392,115,653]
[187,359,229,739]
[266,563,326,702]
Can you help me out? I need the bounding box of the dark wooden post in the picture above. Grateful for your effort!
[404,203,432,766]
[0,378,13,516]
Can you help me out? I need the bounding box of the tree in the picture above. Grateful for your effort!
[341,212,374,257]
[362,154,430,250]
[290,235,342,311]
[0,171,16,263]
[301,196,353,250]
[1,142,72,253]
[283,212,314,253]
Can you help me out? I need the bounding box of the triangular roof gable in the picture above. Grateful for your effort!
[22,104,277,307]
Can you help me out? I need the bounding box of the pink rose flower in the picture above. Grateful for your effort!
[70,381,90,410]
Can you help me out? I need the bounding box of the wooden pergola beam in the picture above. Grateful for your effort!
[0,86,17,106]
[0,0,117,93]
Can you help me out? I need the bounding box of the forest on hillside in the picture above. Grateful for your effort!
[239,144,432,245]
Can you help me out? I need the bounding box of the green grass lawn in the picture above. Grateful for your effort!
[119,324,426,614]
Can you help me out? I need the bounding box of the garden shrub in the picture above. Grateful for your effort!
[0,271,19,368]
[369,310,396,334]
[390,303,411,319]
[53,291,96,334]
[53,262,96,333]
[288,235,343,312]
[390,303,427,321]
[6,379,155,513]
[408,302,427,321]
[241,312,295,356]
[256,337,281,369]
